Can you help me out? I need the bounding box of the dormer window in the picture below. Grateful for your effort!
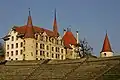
[52,38,54,43]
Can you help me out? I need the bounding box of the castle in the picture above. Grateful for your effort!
[3,9,81,61]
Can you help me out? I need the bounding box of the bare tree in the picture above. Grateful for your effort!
[80,38,96,58]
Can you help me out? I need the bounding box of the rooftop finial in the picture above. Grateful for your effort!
[28,8,31,16]
[54,8,56,20]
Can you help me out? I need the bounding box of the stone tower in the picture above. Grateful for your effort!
[100,32,113,57]
[23,9,36,60]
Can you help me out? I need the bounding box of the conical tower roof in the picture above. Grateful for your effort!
[53,9,59,37]
[24,8,35,38]
[101,32,112,52]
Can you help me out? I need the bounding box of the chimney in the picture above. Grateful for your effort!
[76,30,79,44]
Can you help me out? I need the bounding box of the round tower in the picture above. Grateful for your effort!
[100,32,113,57]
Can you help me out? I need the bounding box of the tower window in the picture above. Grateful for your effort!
[104,53,106,56]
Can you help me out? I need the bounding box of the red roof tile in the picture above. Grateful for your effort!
[62,31,77,48]
[15,26,56,37]
[15,10,57,38]
[24,13,35,38]
[101,33,113,52]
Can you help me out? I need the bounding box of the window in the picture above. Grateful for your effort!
[61,40,62,45]
[40,51,42,56]
[47,52,49,57]
[41,36,43,41]
[52,38,54,43]
[23,47,25,51]
[11,44,14,49]
[36,58,38,60]
[56,54,57,58]
[46,36,48,42]
[43,51,45,56]
[52,47,54,51]
[24,40,25,45]
[61,49,63,53]
[49,37,51,42]
[40,44,42,49]
[20,50,23,55]
[16,58,18,60]
[58,48,60,52]
[46,45,49,50]
[21,42,23,47]
[16,50,18,55]
[61,55,63,60]
[7,45,9,50]
[104,53,106,56]
[36,34,38,40]
[52,54,54,58]
[56,40,58,44]
[16,37,18,40]
[12,36,14,41]
[11,51,13,56]
[56,47,57,52]
[36,43,38,48]
[43,44,45,49]
[7,52,9,57]
[31,52,33,56]
[36,50,38,55]
[16,43,18,48]
[58,54,60,58]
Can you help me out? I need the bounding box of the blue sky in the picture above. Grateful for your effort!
[0,0,120,56]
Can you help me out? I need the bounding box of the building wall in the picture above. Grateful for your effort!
[4,28,80,61]
[35,32,66,60]
[5,30,24,61]
[23,38,36,60]
[100,52,113,57]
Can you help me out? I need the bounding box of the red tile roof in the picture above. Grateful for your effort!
[24,14,35,38]
[101,33,113,52]
[62,31,77,48]
[15,25,56,37]
[15,10,58,38]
